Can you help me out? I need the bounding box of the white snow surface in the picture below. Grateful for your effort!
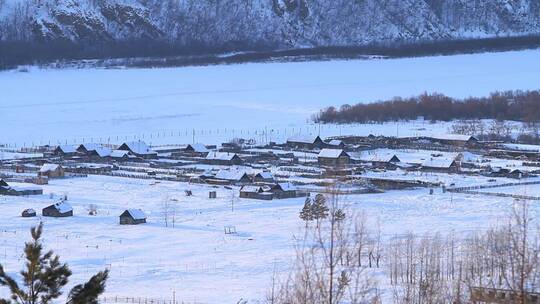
[0,175,536,303]
[1,49,540,147]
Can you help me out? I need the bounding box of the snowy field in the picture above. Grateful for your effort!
[0,175,535,303]
[1,49,540,147]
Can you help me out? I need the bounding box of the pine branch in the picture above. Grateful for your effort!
[67,270,109,304]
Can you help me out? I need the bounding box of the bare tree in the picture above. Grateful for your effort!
[272,187,380,304]
[386,199,540,303]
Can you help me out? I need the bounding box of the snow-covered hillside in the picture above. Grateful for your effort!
[1,0,540,49]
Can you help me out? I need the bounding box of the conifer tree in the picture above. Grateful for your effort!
[0,223,109,304]
[312,194,329,227]
[299,197,313,226]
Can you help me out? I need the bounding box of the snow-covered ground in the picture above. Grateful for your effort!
[0,175,535,303]
[1,49,540,147]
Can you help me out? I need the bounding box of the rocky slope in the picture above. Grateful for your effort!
[1,0,540,55]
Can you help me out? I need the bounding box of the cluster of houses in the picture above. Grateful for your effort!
[54,141,157,160]
[2,132,535,213]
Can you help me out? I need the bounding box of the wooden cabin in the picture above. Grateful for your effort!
[42,202,73,217]
[204,152,243,165]
[426,134,479,147]
[39,164,65,178]
[184,143,210,157]
[119,209,147,225]
[421,159,459,173]
[213,169,251,184]
[270,183,298,199]
[253,171,274,183]
[286,135,325,150]
[318,149,350,167]
[117,141,157,159]
[53,145,78,157]
[239,185,273,200]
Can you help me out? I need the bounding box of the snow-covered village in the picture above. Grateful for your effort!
[3,1,540,303]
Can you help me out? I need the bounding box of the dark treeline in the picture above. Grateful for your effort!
[315,90,540,123]
[3,34,540,70]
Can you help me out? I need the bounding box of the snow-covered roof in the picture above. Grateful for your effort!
[274,182,297,192]
[125,209,146,220]
[318,149,348,159]
[50,202,73,213]
[459,151,479,163]
[256,171,274,179]
[240,185,264,193]
[206,152,238,161]
[215,169,248,181]
[57,145,77,153]
[120,141,156,155]
[422,158,456,168]
[187,143,209,153]
[431,134,477,142]
[93,146,112,157]
[110,150,130,158]
[354,152,399,163]
[79,143,102,151]
[328,139,343,146]
[287,135,321,144]
[39,163,61,173]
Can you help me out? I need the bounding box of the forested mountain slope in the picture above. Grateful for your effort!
[1,0,540,65]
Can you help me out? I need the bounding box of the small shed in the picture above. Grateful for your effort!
[42,202,73,217]
[509,169,525,179]
[318,149,350,167]
[22,208,37,218]
[39,164,65,178]
[119,209,147,225]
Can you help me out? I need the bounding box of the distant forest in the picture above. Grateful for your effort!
[315,90,540,123]
[3,35,540,70]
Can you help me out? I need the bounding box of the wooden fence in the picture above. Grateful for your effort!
[448,180,540,192]
[448,180,540,201]
[100,296,204,304]
[470,287,540,303]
